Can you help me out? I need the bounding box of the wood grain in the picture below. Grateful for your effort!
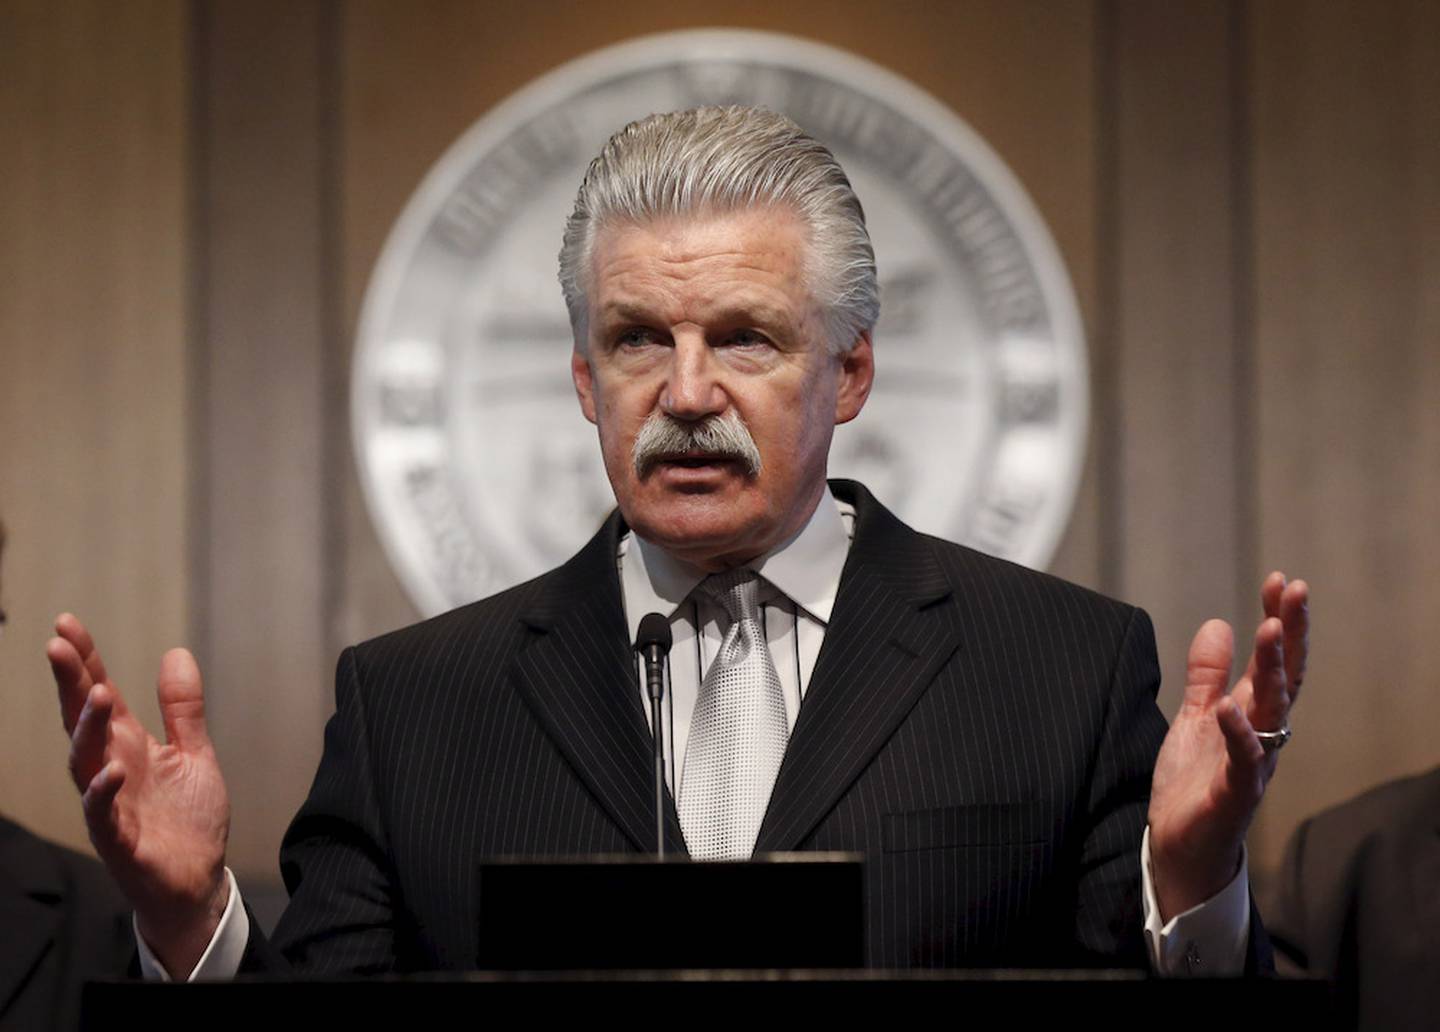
[190,0,333,879]
[1248,0,1440,872]
[1105,1,1248,723]
[0,0,190,851]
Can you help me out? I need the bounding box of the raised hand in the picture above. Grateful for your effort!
[1148,573,1310,921]
[48,613,231,978]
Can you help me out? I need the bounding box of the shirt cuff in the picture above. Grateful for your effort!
[134,867,250,981]
[1140,826,1250,976]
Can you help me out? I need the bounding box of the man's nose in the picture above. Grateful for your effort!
[660,334,727,420]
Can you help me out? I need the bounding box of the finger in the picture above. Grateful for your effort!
[48,635,94,735]
[54,612,111,691]
[1248,616,1289,731]
[69,683,115,791]
[81,759,129,855]
[1183,619,1235,711]
[1229,673,1254,716]
[1217,697,1271,801]
[1241,645,1258,690]
[1280,579,1309,700]
[1237,573,1284,686]
[157,647,212,752]
[1260,571,1287,621]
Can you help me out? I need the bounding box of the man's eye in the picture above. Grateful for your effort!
[724,329,771,348]
[616,328,662,348]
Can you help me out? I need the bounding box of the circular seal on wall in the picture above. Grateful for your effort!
[353,29,1089,617]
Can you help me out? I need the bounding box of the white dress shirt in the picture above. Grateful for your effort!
[620,482,853,791]
[144,487,1248,980]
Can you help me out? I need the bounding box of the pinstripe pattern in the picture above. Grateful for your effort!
[244,480,1174,972]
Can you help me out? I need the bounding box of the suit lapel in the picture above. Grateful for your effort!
[510,512,688,855]
[755,481,961,853]
[0,820,62,1018]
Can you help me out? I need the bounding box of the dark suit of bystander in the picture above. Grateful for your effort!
[1266,765,1440,1030]
[0,815,133,1031]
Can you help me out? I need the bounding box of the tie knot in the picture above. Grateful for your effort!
[703,568,761,623]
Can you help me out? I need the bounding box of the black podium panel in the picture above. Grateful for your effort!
[476,852,865,969]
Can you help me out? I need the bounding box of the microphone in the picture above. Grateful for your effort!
[635,613,672,703]
[634,613,673,857]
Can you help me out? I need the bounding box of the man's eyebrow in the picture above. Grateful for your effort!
[596,299,797,329]
[596,302,659,325]
[705,304,795,329]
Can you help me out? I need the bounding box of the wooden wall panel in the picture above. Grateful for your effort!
[1106,1,1248,722]
[191,1,334,882]
[1249,0,1440,871]
[0,0,190,850]
[335,0,1106,644]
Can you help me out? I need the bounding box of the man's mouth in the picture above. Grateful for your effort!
[631,411,764,477]
[659,452,736,468]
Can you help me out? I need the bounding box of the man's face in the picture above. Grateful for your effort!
[571,208,874,570]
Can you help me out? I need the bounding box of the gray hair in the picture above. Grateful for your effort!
[558,106,879,354]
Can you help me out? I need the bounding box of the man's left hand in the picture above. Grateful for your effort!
[1148,572,1310,922]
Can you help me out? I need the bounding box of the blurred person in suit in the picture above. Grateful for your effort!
[0,521,133,1030]
[1266,765,1440,1031]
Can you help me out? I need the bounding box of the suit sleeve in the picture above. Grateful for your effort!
[1067,605,1168,965]
[241,646,404,974]
[1072,605,1274,974]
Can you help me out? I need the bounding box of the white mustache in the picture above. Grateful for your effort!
[631,410,764,477]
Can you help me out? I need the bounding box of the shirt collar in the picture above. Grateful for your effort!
[620,486,854,642]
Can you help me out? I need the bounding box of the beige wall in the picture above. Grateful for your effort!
[1247,0,1440,864]
[0,0,190,859]
[2,0,1436,899]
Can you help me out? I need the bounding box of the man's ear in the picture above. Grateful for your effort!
[571,348,599,425]
[834,331,875,425]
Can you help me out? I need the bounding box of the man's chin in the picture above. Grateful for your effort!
[620,489,770,569]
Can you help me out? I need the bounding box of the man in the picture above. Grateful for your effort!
[49,106,1309,979]
[1264,765,1440,1029]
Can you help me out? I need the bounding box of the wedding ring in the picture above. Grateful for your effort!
[1255,725,1292,752]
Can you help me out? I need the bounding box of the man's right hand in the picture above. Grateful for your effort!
[48,613,231,980]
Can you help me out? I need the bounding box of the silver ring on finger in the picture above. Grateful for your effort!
[1255,724,1292,752]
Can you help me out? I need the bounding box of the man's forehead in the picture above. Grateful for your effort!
[588,211,812,308]
[591,208,806,260]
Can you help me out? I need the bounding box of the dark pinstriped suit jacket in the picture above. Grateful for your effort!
[244,480,1200,972]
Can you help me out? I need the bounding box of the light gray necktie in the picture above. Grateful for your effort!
[678,569,789,861]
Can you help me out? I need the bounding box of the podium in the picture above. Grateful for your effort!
[80,855,1334,1028]
[83,970,1333,1029]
